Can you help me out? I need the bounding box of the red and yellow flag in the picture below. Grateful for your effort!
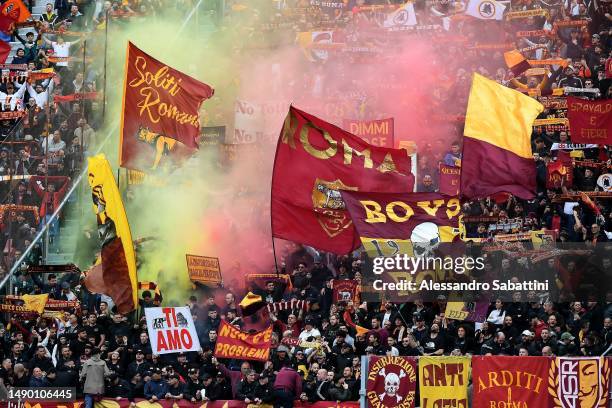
[119,42,214,172]
[84,154,138,314]
[461,73,543,199]
[271,106,414,254]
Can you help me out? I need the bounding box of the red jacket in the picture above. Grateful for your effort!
[29,176,70,218]
[273,366,302,396]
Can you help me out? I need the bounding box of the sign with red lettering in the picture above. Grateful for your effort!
[366,356,417,408]
[214,320,272,362]
[343,118,395,148]
[186,254,222,286]
[472,356,552,407]
[567,97,612,145]
[145,307,200,354]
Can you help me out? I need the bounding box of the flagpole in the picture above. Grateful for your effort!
[271,237,279,277]
[102,8,109,120]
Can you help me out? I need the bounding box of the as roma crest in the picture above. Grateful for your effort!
[312,178,357,238]
[367,356,417,408]
[549,357,610,408]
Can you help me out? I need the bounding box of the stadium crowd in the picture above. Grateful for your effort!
[0,0,610,405]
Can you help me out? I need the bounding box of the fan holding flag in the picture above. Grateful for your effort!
[0,0,32,63]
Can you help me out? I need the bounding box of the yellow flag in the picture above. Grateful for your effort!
[86,154,138,313]
[22,294,49,314]
[465,73,543,160]
[419,356,470,408]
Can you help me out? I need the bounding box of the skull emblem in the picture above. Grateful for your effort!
[411,222,441,258]
[384,373,400,397]
[378,368,406,403]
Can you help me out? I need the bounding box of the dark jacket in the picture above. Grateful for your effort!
[254,381,274,403]
[236,379,257,401]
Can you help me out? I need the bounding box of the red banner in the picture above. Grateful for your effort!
[21,400,359,408]
[332,279,358,303]
[342,118,394,148]
[119,42,214,172]
[567,97,612,145]
[438,164,460,196]
[54,92,98,103]
[366,356,417,408]
[472,356,552,407]
[214,320,272,362]
[272,107,414,254]
[546,159,573,189]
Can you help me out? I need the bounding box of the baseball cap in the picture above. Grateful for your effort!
[561,332,575,341]
[521,330,534,336]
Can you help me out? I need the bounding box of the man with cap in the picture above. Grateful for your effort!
[165,374,186,400]
[558,332,578,356]
[173,352,190,378]
[310,255,332,290]
[81,348,111,408]
[272,345,293,371]
[144,368,167,402]
[299,317,321,341]
[515,330,538,356]
[210,371,233,400]
[274,365,303,408]
[127,349,151,379]
[185,368,202,402]
[254,374,274,404]
[106,373,132,399]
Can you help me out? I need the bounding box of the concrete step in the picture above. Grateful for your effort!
[46,252,74,263]
[32,6,47,15]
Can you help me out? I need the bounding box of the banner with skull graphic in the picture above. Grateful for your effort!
[341,191,461,258]
[366,356,417,408]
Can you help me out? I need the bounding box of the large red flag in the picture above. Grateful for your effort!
[119,42,214,172]
[271,106,414,254]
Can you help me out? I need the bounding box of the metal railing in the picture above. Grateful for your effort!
[0,0,213,293]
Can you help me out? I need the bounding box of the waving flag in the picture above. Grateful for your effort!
[465,0,506,20]
[461,74,543,199]
[120,42,214,172]
[271,106,414,254]
[84,154,138,314]
[383,2,417,29]
[0,0,30,23]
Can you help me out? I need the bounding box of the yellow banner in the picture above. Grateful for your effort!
[88,154,138,311]
[420,356,470,408]
[533,118,569,126]
[22,294,49,314]
[506,9,549,19]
